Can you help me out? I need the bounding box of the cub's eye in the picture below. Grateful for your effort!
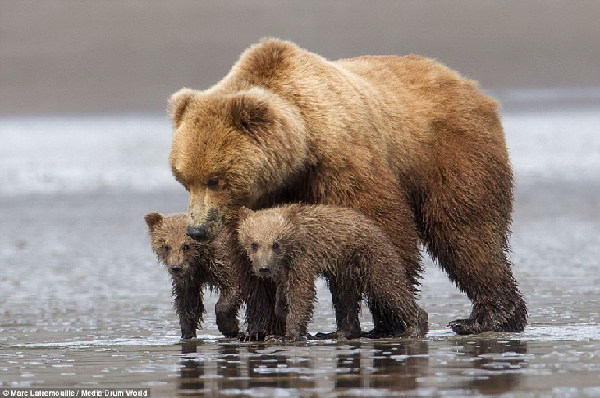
[207,177,219,189]
[181,244,191,251]
[272,242,280,250]
[250,243,259,251]
[162,245,171,252]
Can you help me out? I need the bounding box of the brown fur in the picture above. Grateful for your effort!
[144,213,241,339]
[168,38,527,336]
[237,204,428,341]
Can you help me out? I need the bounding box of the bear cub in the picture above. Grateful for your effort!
[145,212,241,339]
[237,204,428,341]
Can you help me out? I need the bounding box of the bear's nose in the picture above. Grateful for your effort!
[186,226,208,241]
[259,267,270,273]
[171,265,183,273]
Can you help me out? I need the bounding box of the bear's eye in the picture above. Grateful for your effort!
[182,244,190,251]
[162,245,171,252]
[272,242,280,250]
[207,177,219,189]
[250,243,259,251]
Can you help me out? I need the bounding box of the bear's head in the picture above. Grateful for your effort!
[144,212,206,280]
[236,207,293,280]
[168,86,308,242]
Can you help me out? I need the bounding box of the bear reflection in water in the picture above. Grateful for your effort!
[176,339,527,395]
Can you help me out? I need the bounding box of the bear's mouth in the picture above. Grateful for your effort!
[169,265,188,277]
[255,266,272,278]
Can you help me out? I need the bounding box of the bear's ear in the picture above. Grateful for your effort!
[237,206,254,222]
[227,93,273,135]
[168,88,195,128]
[144,212,164,232]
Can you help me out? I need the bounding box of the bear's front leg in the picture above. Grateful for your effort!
[260,283,290,343]
[173,280,204,339]
[179,316,198,340]
[215,287,242,338]
[274,283,289,322]
[242,274,284,341]
[284,272,316,341]
[328,278,361,340]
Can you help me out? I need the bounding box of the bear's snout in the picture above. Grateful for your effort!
[258,266,270,274]
[186,225,208,241]
[171,265,183,273]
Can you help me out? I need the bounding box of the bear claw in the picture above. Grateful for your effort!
[449,312,527,335]
[448,318,482,335]
[239,332,266,342]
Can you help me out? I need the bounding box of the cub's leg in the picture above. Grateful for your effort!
[360,247,428,338]
[328,276,361,339]
[284,270,317,341]
[173,280,204,339]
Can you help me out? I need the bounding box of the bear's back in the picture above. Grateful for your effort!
[282,204,397,255]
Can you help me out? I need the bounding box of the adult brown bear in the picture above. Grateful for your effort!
[168,38,527,336]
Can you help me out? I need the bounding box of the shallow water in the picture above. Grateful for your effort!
[1,113,600,396]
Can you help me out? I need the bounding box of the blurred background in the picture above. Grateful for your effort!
[1,2,600,395]
[2,0,600,195]
[2,0,600,116]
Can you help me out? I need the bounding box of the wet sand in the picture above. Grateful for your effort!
[1,156,599,395]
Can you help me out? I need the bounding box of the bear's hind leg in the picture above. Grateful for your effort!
[353,187,423,338]
[443,244,528,335]
[365,272,428,338]
[417,168,527,334]
[328,278,361,340]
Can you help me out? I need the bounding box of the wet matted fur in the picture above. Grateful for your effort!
[145,212,241,339]
[168,38,526,336]
[237,204,428,341]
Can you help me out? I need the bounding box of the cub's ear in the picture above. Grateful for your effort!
[168,88,196,128]
[237,206,254,222]
[144,212,164,232]
[227,93,273,135]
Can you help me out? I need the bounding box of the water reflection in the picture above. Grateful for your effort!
[178,341,205,394]
[370,341,430,392]
[217,344,243,387]
[463,340,528,395]
[175,338,528,396]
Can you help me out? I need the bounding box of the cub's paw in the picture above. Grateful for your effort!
[221,329,241,339]
[265,334,308,343]
[310,332,337,340]
[361,329,391,339]
[239,332,266,342]
[264,334,285,342]
[181,331,197,340]
[224,332,246,340]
